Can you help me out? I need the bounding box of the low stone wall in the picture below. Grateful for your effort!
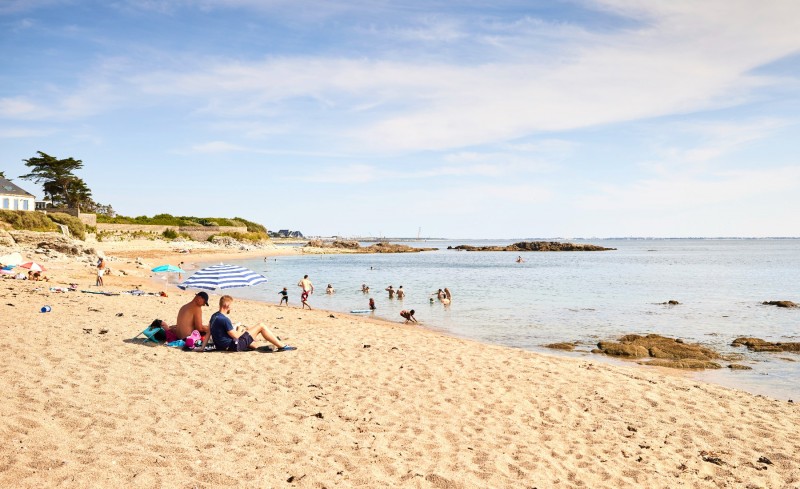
[78,213,97,227]
[96,223,248,241]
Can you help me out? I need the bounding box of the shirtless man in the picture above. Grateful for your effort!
[175,291,211,348]
[298,274,314,309]
[396,285,405,300]
[386,285,395,299]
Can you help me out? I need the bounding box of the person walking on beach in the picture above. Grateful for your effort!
[210,295,296,352]
[298,274,314,309]
[278,287,289,306]
[400,309,417,324]
[396,285,405,300]
[96,257,105,286]
[386,285,395,299]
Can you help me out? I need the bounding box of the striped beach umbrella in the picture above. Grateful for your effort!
[178,264,267,290]
[19,261,47,272]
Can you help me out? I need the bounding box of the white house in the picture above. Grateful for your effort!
[0,177,36,211]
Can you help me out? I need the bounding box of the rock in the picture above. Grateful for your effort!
[762,300,797,308]
[545,342,577,351]
[732,337,800,353]
[364,242,436,253]
[449,241,615,252]
[727,364,752,370]
[594,334,721,368]
[330,240,360,249]
[662,300,680,305]
[8,230,90,256]
[642,359,721,369]
[0,230,14,247]
[596,341,649,358]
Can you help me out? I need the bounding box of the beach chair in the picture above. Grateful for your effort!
[135,325,163,343]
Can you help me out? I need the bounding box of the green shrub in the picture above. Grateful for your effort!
[0,209,59,232]
[215,231,270,243]
[48,212,86,240]
[162,228,178,239]
[233,217,268,234]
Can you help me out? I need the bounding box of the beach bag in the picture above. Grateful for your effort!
[185,330,202,348]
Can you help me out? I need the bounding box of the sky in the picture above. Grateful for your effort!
[1,0,799,239]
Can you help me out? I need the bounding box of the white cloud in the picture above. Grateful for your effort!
[576,166,800,213]
[189,141,248,153]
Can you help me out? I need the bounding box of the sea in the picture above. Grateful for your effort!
[184,238,800,400]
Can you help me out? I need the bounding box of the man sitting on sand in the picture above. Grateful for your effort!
[176,291,211,349]
[210,295,296,352]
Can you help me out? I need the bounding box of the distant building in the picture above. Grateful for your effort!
[270,229,305,238]
[0,177,35,211]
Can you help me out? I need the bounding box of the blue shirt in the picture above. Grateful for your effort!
[209,311,235,350]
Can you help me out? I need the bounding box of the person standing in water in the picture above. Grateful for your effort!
[386,285,395,299]
[298,274,314,309]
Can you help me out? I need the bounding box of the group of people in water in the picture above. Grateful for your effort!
[152,290,297,352]
[270,273,447,325]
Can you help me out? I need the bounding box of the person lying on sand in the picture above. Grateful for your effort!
[209,295,296,352]
[149,319,179,342]
[175,291,211,349]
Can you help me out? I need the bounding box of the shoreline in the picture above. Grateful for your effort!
[2,238,799,487]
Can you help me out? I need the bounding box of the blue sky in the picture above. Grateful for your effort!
[1,0,799,238]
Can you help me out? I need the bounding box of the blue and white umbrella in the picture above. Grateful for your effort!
[178,264,267,290]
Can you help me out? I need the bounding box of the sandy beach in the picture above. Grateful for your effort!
[2,239,799,488]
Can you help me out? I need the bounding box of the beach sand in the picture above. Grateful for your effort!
[1,240,799,488]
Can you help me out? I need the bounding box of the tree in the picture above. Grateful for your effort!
[0,171,5,179]
[19,151,92,210]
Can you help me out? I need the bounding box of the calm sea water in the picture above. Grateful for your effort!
[189,239,800,400]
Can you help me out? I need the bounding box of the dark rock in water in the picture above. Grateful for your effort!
[662,300,680,305]
[594,334,721,369]
[450,241,615,252]
[761,300,797,308]
[731,337,800,353]
[641,359,721,369]
[545,342,577,351]
[727,364,752,370]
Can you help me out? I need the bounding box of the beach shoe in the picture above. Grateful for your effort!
[277,345,297,352]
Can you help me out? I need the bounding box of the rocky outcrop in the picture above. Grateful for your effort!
[304,240,436,253]
[364,242,437,253]
[6,230,95,257]
[593,334,722,369]
[331,240,360,249]
[762,301,797,308]
[448,241,615,252]
[731,337,800,353]
[544,342,577,351]
[0,230,14,247]
[643,359,721,369]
